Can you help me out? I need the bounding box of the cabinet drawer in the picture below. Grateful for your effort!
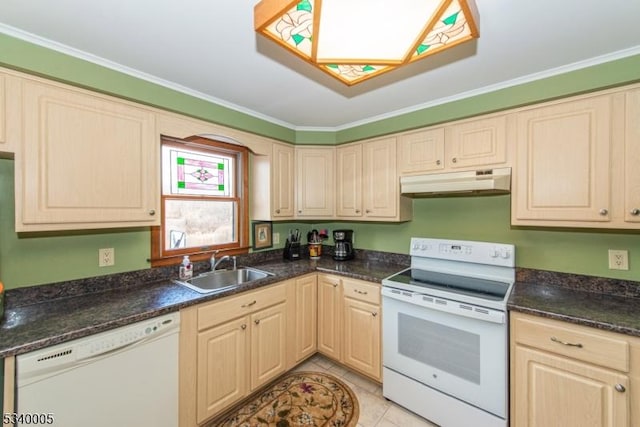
[198,283,286,331]
[513,313,629,372]
[342,278,380,305]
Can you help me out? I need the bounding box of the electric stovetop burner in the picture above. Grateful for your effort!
[385,268,510,301]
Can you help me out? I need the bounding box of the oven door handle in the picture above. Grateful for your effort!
[381,287,506,324]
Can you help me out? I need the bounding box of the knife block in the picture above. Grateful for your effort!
[283,239,301,261]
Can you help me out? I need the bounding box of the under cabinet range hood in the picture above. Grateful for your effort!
[400,167,511,197]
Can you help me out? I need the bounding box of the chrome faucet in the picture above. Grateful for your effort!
[210,252,237,271]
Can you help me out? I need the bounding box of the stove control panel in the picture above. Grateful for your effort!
[410,237,515,267]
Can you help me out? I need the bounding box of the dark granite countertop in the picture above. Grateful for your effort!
[5,249,639,359]
[508,269,640,337]
[0,250,409,358]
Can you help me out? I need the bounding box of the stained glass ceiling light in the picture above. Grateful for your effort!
[254,0,479,86]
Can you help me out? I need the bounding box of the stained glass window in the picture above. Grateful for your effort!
[163,146,233,197]
[153,136,249,264]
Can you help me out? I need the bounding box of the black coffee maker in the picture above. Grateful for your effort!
[333,229,355,261]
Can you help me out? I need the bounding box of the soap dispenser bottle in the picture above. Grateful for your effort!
[179,255,193,280]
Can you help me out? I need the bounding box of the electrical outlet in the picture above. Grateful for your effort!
[273,232,280,245]
[608,249,629,270]
[99,248,115,267]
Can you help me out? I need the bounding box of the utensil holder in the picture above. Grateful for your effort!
[283,240,301,261]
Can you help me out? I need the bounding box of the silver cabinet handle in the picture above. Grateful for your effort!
[241,324,247,330]
[354,289,368,295]
[550,336,583,348]
[452,157,457,163]
[241,300,257,308]
[599,208,608,216]
[615,384,626,393]
[149,209,156,216]
[630,208,640,216]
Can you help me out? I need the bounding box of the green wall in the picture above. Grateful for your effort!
[0,34,639,288]
[316,196,640,280]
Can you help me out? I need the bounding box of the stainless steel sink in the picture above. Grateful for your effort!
[174,267,273,294]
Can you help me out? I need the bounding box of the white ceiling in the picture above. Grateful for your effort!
[1,0,639,131]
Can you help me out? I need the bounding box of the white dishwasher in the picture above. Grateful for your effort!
[16,312,180,427]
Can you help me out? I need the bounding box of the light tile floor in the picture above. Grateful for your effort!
[293,354,439,427]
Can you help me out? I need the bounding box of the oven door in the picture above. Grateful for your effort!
[382,287,508,418]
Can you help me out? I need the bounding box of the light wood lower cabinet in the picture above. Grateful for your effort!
[317,274,342,360]
[342,291,381,379]
[180,274,382,425]
[180,282,290,426]
[196,316,248,420]
[293,274,317,363]
[317,274,382,381]
[510,312,640,427]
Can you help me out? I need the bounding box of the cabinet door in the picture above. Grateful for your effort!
[512,96,612,224]
[398,128,445,174]
[363,137,398,218]
[624,89,640,223]
[251,302,288,390]
[446,115,507,169]
[16,79,159,231]
[196,317,249,423]
[513,346,628,427]
[317,274,342,360]
[342,297,381,381]
[294,275,317,362]
[336,143,363,217]
[272,143,295,218]
[295,147,335,217]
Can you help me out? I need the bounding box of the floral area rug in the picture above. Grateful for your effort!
[210,371,359,427]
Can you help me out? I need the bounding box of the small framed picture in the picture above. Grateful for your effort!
[252,221,273,250]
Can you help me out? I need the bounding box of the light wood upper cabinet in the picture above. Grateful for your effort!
[14,77,159,231]
[295,146,335,218]
[398,127,445,174]
[336,137,411,221]
[512,95,614,226]
[363,137,403,219]
[336,143,363,217]
[272,143,295,218]
[445,115,507,169]
[624,88,640,223]
[510,312,638,427]
[398,115,508,175]
[251,142,295,220]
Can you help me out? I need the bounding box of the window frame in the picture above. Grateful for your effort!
[151,135,250,267]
